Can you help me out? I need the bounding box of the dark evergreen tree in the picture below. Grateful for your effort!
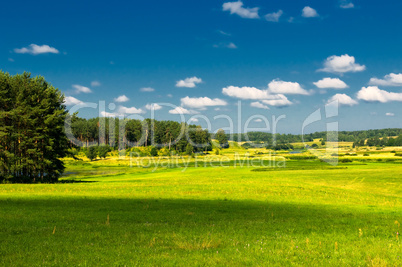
[0,71,68,183]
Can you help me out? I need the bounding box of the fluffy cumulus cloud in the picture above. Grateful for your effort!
[222,86,271,100]
[222,1,259,19]
[265,10,283,22]
[261,95,292,107]
[145,103,162,110]
[268,80,309,95]
[313,77,348,89]
[222,85,293,107]
[386,113,395,117]
[254,119,263,122]
[189,118,199,123]
[140,87,155,92]
[327,94,358,106]
[176,77,202,88]
[72,84,92,94]
[114,95,129,103]
[369,73,402,86]
[168,107,198,115]
[319,54,366,74]
[91,81,101,87]
[118,106,144,114]
[250,102,269,109]
[357,86,402,103]
[181,96,227,109]
[64,96,83,106]
[14,44,59,55]
[302,6,319,18]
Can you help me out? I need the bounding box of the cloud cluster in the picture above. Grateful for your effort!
[222,1,259,19]
[357,86,402,103]
[319,54,366,74]
[181,96,227,109]
[313,77,348,89]
[14,44,59,55]
[369,73,402,86]
[176,77,202,88]
[91,81,101,87]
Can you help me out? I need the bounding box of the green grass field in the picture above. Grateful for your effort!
[1,149,401,266]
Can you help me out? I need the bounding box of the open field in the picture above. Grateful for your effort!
[1,148,402,266]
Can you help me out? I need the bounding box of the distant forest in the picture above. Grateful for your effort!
[68,115,402,149]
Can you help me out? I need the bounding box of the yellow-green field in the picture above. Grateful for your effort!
[1,146,401,266]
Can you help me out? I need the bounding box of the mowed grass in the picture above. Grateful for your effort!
[0,156,401,266]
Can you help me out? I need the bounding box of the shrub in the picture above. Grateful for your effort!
[363,153,370,156]
[85,146,98,161]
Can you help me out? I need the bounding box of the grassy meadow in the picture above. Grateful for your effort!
[0,144,401,266]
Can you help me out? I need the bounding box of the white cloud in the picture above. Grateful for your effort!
[268,79,309,95]
[140,87,155,92]
[114,95,129,103]
[181,96,227,109]
[168,107,198,115]
[319,54,366,74]
[100,111,117,117]
[340,2,354,9]
[72,84,92,94]
[302,6,319,18]
[250,102,270,109]
[64,96,83,106]
[118,106,144,114]
[189,118,199,123]
[167,94,173,98]
[227,42,237,49]
[91,81,101,87]
[222,1,259,19]
[357,86,402,103]
[213,42,238,49]
[8,58,14,62]
[218,30,231,36]
[261,95,292,107]
[265,10,283,22]
[145,103,162,110]
[14,44,59,55]
[176,77,202,88]
[369,73,402,87]
[313,77,348,89]
[386,112,395,117]
[327,93,358,106]
[222,86,271,100]
[254,119,263,122]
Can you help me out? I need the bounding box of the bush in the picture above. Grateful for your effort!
[98,145,111,159]
[85,146,98,161]
[363,153,370,156]
[395,152,402,157]
[339,158,353,163]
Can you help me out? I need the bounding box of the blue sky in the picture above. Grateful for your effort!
[1,0,402,134]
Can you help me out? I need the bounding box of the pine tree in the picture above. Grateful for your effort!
[0,71,68,183]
